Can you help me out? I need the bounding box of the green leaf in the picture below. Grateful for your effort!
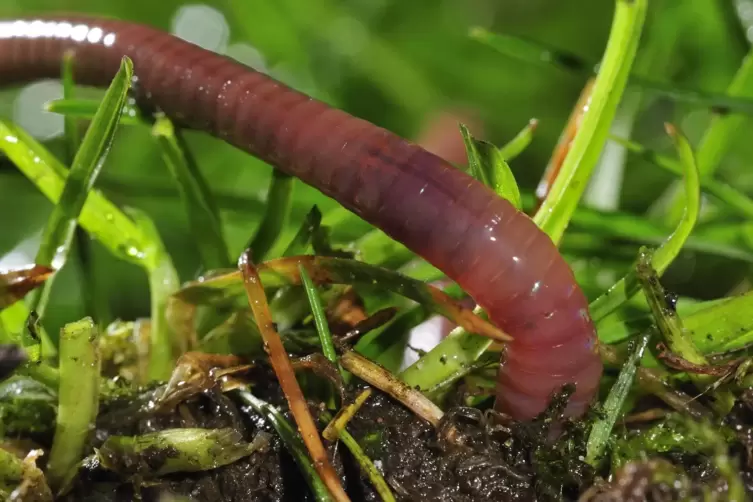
[282,206,323,257]
[586,332,650,466]
[152,116,230,270]
[590,124,700,322]
[234,389,334,502]
[249,169,294,261]
[533,0,647,243]
[459,123,522,209]
[60,50,80,160]
[46,317,101,491]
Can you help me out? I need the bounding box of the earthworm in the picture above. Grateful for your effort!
[0,16,602,421]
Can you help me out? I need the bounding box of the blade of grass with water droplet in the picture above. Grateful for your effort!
[152,116,230,270]
[590,124,700,323]
[46,98,147,126]
[499,118,538,161]
[533,0,647,244]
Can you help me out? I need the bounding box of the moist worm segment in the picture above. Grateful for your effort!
[0,16,602,421]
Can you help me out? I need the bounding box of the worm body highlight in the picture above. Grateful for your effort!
[0,16,602,420]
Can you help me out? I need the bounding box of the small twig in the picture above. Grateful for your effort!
[238,250,350,502]
[340,350,444,427]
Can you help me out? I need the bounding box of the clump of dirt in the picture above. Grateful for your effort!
[61,366,593,502]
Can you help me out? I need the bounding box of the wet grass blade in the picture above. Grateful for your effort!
[299,264,342,377]
[46,97,148,126]
[533,0,647,243]
[590,124,700,322]
[173,256,508,343]
[585,332,650,466]
[46,317,101,491]
[249,169,294,261]
[459,124,522,209]
[234,389,334,502]
[237,251,349,502]
[152,116,230,270]
[127,209,181,382]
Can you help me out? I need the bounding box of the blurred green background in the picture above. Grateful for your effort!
[0,0,752,336]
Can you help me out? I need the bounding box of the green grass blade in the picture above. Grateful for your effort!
[319,410,395,502]
[590,124,700,322]
[298,264,342,376]
[459,124,522,209]
[61,51,80,160]
[283,206,323,257]
[46,317,101,491]
[585,332,650,466]
[32,56,133,284]
[611,135,753,220]
[234,389,334,502]
[127,209,180,382]
[0,122,149,266]
[46,98,147,126]
[249,169,294,261]
[533,0,647,243]
[499,118,538,161]
[152,116,230,270]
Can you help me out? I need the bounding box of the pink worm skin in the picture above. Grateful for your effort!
[0,16,602,421]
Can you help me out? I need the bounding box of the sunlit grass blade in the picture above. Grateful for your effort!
[61,50,80,159]
[611,135,753,220]
[585,332,650,466]
[46,317,100,491]
[249,169,294,261]
[127,209,180,382]
[469,26,753,115]
[684,290,753,354]
[46,97,148,126]
[499,118,538,161]
[237,251,348,502]
[152,116,230,270]
[299,264,342,377]
[173,256,508,343]
[0,121,150,266]
[590,124,700,322]
[234,389,334,502]
[459,124,522,209]
[533,0,647,243]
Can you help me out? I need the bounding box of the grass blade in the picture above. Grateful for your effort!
[299,264,342,377]
[61,50,80,160]
[498,118,538,161]
[152,116,230,270]
[234,389,334,502]
[533,0,647,243]
[46,98,147,126]
[46,317,101,491]
[283,206,324,257]
[127,209,181,382]
[459,124,522,209]
[249,169,294,261]
[585,332,650,466]
[590,124,700,322]
[237,250,349,502]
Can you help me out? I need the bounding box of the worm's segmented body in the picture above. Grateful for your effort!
[0,16,602,420]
